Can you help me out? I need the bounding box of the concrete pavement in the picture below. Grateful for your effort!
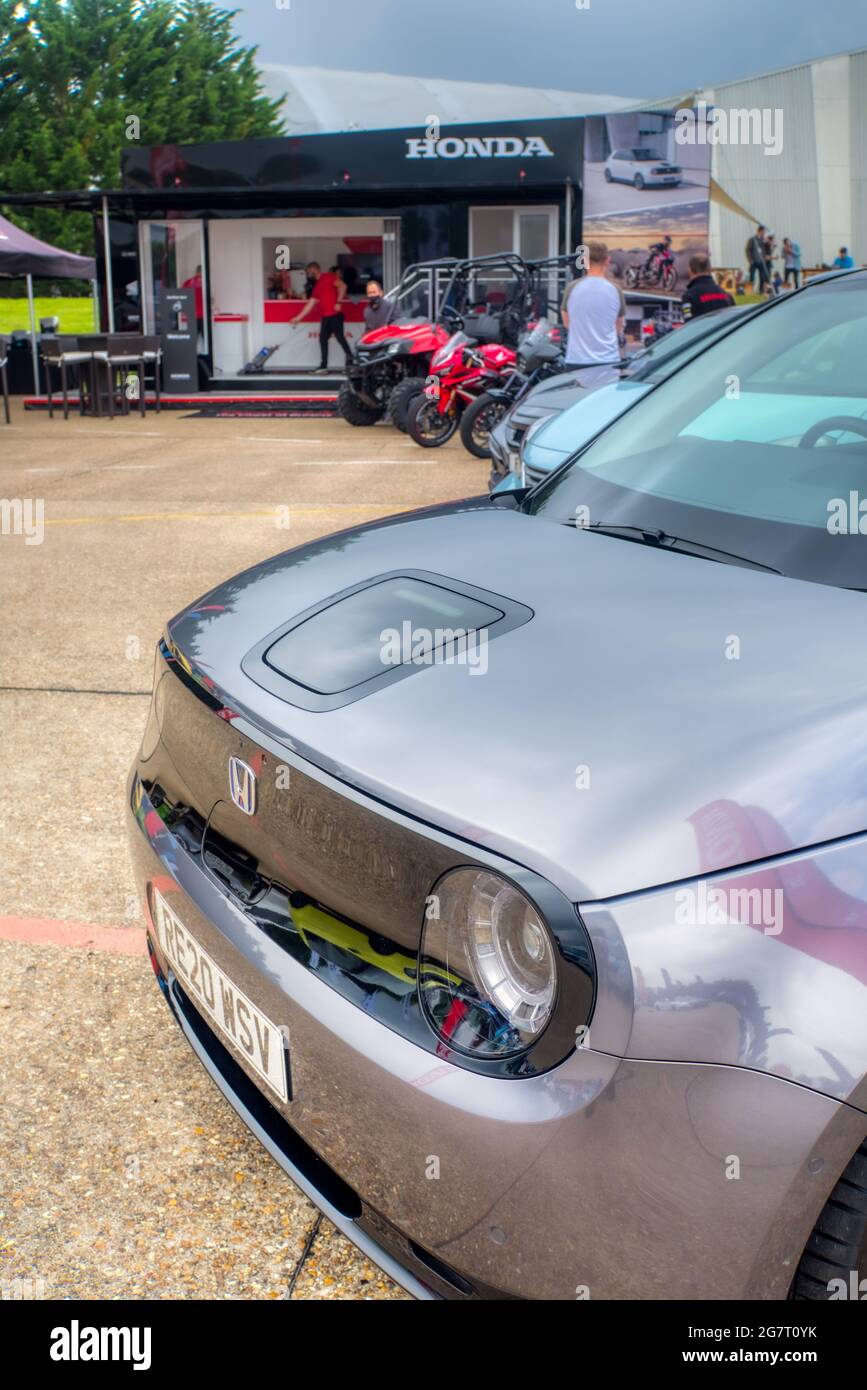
[0,400,488,1299]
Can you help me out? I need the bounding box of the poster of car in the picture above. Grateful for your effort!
[582,110,712,298]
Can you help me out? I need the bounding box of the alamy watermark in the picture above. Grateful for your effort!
[674,881,783,936]
[827,491,867,534]
[828,1270,867,1300]
[675,101,783,157]
[0,497,44,545]
[50,1320,151,1370]
[1,1276,47,1299]
[380,622,489,675]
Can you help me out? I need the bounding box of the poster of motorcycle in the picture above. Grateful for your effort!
[582,110,712,298]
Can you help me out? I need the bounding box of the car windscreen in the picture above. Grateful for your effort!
[528,275,867,590]
[627,307,755,382]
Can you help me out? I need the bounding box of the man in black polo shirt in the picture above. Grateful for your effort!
[681,254,734,318]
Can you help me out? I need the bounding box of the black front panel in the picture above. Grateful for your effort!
[138,648,595,1076]
[148,659,454,950]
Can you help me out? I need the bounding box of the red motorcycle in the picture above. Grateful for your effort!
[625,242,678,293]
[406,328,517,448]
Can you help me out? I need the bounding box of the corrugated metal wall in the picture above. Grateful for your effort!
[625,50,866,273]
[711,66,822,269]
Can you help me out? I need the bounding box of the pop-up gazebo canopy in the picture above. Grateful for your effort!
[0,213,96,390]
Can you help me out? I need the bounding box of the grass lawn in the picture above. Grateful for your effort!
[0,296,97,334]
[0,290,770,335]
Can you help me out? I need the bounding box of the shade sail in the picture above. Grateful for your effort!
[0,213,95,278]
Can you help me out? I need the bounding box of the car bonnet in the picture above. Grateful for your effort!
[168,504,867,903]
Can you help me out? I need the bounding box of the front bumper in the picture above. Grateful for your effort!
[127,765,860,1300]
[147,939,458,1299]
[488,420,524,478]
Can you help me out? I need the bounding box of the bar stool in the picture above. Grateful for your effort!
[40,336,92,420]
[141,336,163,412]
[105,334,147,417]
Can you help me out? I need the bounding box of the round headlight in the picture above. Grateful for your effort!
[420,868,557,1057]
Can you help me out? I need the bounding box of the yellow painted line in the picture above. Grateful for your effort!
[44,505,414,528]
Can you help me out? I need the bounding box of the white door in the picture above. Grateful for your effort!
[139,219,208,351]
[469,206,558,260]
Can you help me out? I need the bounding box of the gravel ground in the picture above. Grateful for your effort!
[0,401,485,1300]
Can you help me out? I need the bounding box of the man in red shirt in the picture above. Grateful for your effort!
[294,261,353,372]
[182,265,205,338]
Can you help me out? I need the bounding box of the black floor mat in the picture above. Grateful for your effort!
[184,403,337,418]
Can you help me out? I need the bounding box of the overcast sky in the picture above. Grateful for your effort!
[232,0,867,99]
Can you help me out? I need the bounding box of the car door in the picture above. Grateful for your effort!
[611,150,628,181]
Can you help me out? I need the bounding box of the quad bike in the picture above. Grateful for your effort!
[337,253,534,431]
[405,324,518,448]
[459,320,564,459]
[337,259,458,429]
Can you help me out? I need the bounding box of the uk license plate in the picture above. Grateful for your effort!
[152,887,289,1103]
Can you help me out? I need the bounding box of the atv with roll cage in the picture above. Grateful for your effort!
[337,252,562,430]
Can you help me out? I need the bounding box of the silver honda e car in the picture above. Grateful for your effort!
[128,270,867,1300]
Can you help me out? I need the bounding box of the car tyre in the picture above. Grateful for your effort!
[386,376,427,432]
[604,168,613,182]
[336,381,383,426]
[791,1139,867,1299]
[633,173,645,189]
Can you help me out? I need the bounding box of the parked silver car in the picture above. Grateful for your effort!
[128,269,867,1300]
[603,146,682,188]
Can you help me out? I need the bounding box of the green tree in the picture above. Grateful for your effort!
[0,0,285,253]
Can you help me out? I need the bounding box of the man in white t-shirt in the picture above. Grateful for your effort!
[562,242,625,367]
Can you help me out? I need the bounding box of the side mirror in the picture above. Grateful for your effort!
[490,485,530,508]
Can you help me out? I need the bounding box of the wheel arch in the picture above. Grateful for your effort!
[744,1095,867,1298]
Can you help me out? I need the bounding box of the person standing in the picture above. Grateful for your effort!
[746,226,769,295]
[782,237,802,288]
[643,233,674,281]
[833,247,856,269]
[182,264,205,340]
[363,279,392,332]
[681,255,734,317]
[763,229,778,292]
[562,243,625,368]
[293,261,353,372]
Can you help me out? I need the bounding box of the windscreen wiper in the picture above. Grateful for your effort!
[565,519,783,575]
[561,358,631,370]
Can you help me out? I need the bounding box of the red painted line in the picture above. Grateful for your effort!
[0,915,148,955]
